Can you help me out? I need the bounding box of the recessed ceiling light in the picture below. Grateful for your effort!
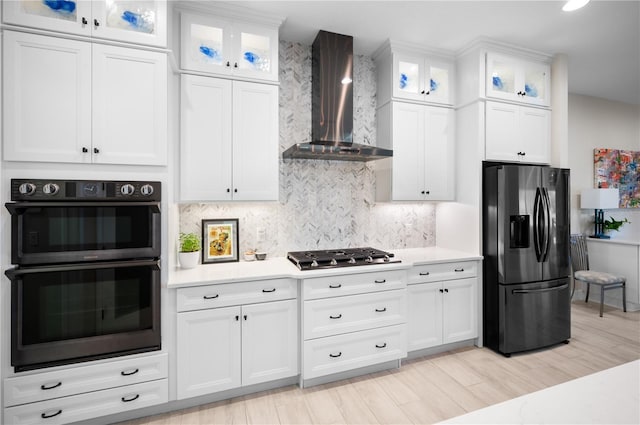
[563,0,590,12]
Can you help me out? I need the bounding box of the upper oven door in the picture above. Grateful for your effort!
[6,202,161,265]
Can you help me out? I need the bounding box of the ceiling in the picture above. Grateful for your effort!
[220,0,640,106]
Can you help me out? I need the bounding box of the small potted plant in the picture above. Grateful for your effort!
[178,232,201,269]
[604,216,630,235]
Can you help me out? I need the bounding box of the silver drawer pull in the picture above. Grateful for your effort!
[41,410,62,419]
[374,279,386,283]
[121,394,140,403]
[419,272,430,276]
[375,307,387,312]
[329,284,342,289]
[203,294,219,299]
[375,343,387,349]
[262,288,276,293]
[329,314,342,319]
[121,368,139,376]
[329,352,342,358]
[454,268,464,272]
[41,382,62,390]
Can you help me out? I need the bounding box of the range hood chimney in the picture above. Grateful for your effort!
[282,30,392,162]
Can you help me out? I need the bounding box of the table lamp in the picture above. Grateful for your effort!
[580,188,619,238]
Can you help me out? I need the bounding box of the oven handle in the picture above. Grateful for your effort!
[5,202,160,214]
[4,259,160,278]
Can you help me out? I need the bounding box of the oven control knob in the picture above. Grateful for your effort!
[42,183,60,195]
[18,183,36,196]
[140,184,154,196]
[120,184,135,196]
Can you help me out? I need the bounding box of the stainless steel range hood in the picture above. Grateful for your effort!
[282,30,392,162]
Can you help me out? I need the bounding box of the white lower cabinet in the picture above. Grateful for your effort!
[301,270,407,384]
[3,353,168,425]
[176,283,298,400]
[5,379,168,425]
[407,262,479,352]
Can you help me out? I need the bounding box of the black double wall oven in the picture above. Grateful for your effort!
[5,179,162,372]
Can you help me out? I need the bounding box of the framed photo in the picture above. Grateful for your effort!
[202,219,239,264]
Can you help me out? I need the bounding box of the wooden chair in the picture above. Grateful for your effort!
[569,234,627,317]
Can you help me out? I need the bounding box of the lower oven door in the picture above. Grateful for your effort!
[499,278,571,355]
[5,260,161,372]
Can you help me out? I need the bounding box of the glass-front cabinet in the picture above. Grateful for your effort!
[181,12,279,82]
[392,52,452,105]
[486,53,550,106]
[2,0,167,47]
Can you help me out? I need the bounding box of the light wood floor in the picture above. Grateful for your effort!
[120,301,640,425]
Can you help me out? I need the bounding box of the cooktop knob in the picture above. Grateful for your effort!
[120,184,135,196]
[311,259,319,267]
[348,257,357,264]
[330,258,338,266]
[18,183,36,196]
[140,184,154,196]
[42,183,60,195]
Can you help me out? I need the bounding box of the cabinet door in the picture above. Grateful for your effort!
[3,31,91,163]
[486,53,518,102]
[92,44,167,165]
[232,21,279,82]
[442,278,478,344]
[180,13,233,75]
[392,53,426,102]
[521,60,550,106]
[391,102,425,200]
[92,0,167,47]
[424,60,453,105]
[180,75,233,201]
[407,283,443,351]
[242,300,298,386]
[485,101,520,162]
[2,0,92,37]
[424,106,455,200]
[518,106,550,164]
[232,81,279,201]
[176,306,241,400]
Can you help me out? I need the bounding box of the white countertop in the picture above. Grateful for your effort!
[586,237,640,246]
[440,360,640,424]
[168,247,482,288]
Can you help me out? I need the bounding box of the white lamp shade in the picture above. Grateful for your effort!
[580,188,619,209]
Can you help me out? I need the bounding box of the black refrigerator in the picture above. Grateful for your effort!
[483,163,571,356]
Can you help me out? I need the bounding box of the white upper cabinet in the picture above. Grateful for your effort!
[2,0,167,47]
[181,12,279,82]
[485,100,550,164]
[3,30,167,165]
[376,102,455,202]
[486,52,550,106]
[375,42,454,107]
[180,74,279,201]
[393,52,453,105]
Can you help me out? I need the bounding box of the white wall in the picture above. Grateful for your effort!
[568,94,640,240]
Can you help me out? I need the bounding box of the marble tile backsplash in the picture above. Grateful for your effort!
[179,41,436,257]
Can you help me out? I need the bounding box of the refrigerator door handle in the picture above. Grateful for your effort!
[512,283,569,294]
[533,187,543,262]
[541,187,551,262]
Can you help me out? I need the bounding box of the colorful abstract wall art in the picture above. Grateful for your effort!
[594,148,640,208]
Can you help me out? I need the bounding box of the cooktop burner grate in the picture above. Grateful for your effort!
[287,247,400,270]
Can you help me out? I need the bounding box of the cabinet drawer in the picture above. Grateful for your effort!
[177,278,297,312]
[4,353,167,407]
[304,289,406,339]
[303,324,407,380]
[409,261,477,284]
[302,270,406,300]
[4,378,168,425]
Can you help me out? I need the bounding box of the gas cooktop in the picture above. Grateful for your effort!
[287,247,400,270]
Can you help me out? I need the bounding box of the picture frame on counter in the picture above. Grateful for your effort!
[202,218,239,264]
